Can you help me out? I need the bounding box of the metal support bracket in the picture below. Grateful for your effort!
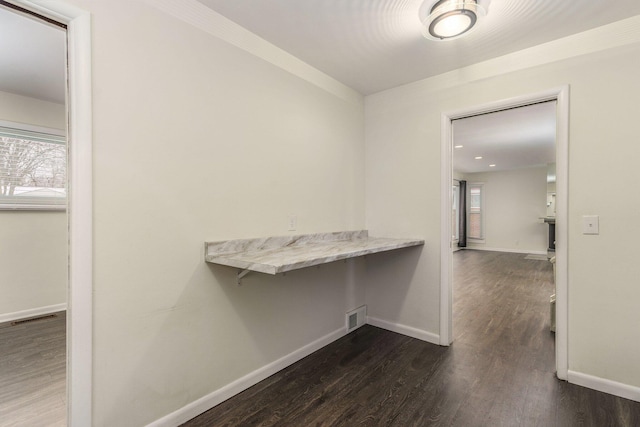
[237,269,251,285]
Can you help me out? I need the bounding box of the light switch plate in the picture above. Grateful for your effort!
[582,215,599,235]
[287,215,297,231]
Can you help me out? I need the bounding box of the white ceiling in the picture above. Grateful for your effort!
[5,1,640,101]
[452,101,556,174]
[3,1,638,171]
[0,6,66,104]
[196,0,640,95]
[195,0,634,173]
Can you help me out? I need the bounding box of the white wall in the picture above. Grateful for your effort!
[365,16,640,395]
[61,1,365,425]
[0,91,67,318]
[463,167,548,253]
[29,0,640,423]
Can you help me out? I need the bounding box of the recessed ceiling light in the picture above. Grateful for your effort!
[454,145,463,148]
[475,156,483,160]
[419,0,492,41]
[489,164,496,167]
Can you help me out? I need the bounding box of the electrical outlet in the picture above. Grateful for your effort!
[582,215,599,235]
[288,215,297,231]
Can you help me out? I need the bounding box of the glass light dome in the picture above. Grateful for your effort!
[420,0,488,41]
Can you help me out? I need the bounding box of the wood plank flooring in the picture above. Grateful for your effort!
[182,250,640,426]
[0,312,66,427]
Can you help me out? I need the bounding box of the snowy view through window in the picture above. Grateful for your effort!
[0,131,66,207]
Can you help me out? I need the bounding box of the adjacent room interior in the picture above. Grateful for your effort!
[0,4,68,425]
[451,100,559,346]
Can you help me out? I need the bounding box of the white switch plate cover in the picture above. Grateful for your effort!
[582,215,599,235]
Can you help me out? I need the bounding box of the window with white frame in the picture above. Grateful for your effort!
[452,183,460,242]
[468,183,484,240]
[0,124,66,210]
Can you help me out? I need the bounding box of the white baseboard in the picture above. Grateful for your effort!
[568,370,640,402]
[366,316,440,345]
[147,326,348,427]
[464,246,547,255]
[149,318,443,426]
[0,303,67,324]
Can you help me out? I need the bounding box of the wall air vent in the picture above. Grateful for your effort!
[11,314,57,326]
[346,305,367,332]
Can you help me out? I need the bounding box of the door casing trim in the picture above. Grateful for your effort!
[9,1,94,424]
[439,85,569,380]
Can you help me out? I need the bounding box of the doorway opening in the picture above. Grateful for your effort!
[2,1,93,425]
[440,86,569,380]
[0,3,67,425]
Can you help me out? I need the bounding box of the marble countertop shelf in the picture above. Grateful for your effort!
[205,230,424,282]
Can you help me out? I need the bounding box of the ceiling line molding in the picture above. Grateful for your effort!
[367,14,640,103]
[141,0,363,106]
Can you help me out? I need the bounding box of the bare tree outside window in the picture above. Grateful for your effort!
[0,129,66,208]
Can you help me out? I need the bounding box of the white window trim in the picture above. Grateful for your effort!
[467,182,485,242]
[0,119,67,211]
[0,119,65,137]
[452,181,460,243]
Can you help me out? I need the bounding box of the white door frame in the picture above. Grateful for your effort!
[440,86,569,380]
[10,1,93,425]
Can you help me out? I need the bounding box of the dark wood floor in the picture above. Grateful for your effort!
[183,250,640,426]
[0,311,66,427]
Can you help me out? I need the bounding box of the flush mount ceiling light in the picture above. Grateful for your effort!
[419,0,491,41]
